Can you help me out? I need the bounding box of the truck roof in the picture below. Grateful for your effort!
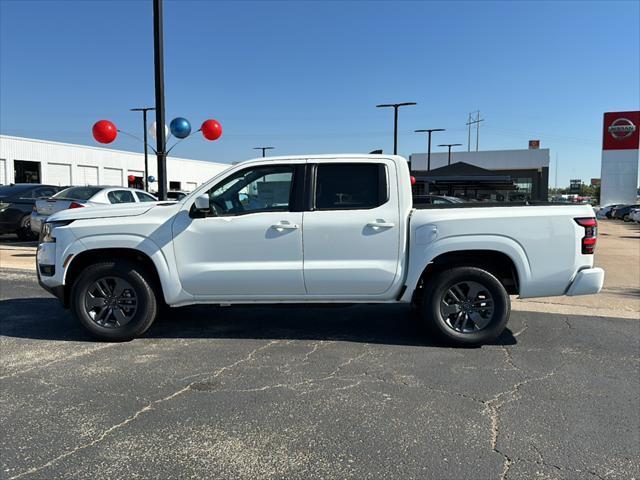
[237,153,407,164]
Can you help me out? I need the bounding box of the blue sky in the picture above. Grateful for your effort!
[1,0,638,186]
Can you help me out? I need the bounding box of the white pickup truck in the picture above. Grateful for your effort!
[37,155,604,345]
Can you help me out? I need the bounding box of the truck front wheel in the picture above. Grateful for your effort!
[421,266,510,346]
[70,260,158,341]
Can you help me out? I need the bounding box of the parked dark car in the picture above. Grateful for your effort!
[413,194,464,206]
[612,204,640,221]
[0,184,64,240]
[166,190,188,201]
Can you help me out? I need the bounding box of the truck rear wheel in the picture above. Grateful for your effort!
[421,266,510,346]
[70,260,158,341]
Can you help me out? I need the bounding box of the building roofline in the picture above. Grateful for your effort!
[410,148,550,156]
[0,134,229,167]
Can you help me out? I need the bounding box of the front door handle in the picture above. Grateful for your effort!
[367,220,395,229]
[271,221,299,231]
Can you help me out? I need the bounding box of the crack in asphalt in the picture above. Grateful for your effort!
[511,320,529,338]
[501,347,520,372]
[7,340,282,480]
[0,343,119,380]
[511,456,610,480]
[482,366,560,480]
[302,340,334,363]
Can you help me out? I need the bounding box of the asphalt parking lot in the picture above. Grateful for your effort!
[1,221,639,480]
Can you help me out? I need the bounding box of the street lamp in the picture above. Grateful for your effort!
[130,107,155,191]
[376,102,417,155]
[415,128,445,171]
[253,146,275,158]
[438,143,463,166]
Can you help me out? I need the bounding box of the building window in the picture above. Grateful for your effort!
[169,181,181,191]
[14,160,41,183]
[512,177,532,201]
[412,183,426,196]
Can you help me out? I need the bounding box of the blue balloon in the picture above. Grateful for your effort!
[147,175,156,183]
[170,117,191,139]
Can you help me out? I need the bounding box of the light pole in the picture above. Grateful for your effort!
[438,143,463,166]
[130,107,155,191]
[415,128,445,171]
[253,146,274,158]
[376,102,417,155]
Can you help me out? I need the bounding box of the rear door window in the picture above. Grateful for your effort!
[108,190,136,204]
[314,163,388,210]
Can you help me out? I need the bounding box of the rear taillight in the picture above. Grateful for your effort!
[574,217,597,254]
[69,202,85,209]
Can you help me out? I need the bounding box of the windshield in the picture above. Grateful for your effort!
[53,186,102,201]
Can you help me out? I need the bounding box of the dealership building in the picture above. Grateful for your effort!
[409,147,550,201]
[0,135,230,192]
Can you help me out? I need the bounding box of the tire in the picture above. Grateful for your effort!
[16,215,36,241]
[421,266,510,346]
[70,260,158,341]
[623,214,630,222]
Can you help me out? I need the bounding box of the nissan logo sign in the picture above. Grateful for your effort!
[608,118,636,140]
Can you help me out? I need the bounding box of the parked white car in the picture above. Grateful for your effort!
[31,186,157,234]
[630,208,640,223]
[37,155,604,345]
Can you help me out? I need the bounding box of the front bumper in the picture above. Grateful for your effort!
[566,267,605,296]
[37,270,65,303]
[36,241,65,304]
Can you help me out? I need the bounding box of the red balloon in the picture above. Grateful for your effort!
[127,175,135,182]
[92,120,117,144]
[201,119,222,141]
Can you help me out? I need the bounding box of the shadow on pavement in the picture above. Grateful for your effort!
[0,297,516,348]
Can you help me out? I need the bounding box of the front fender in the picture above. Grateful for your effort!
[401,234,533,302]
[63,234,188,305]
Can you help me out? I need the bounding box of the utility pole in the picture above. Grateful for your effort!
[130,107,155,192]
[376,102,417,155]
[466,111,484,152]
[555,153,559,189]
[467,112,472,152]
[153,0,167,200]
[414,128,445,171]
[253,146,274,158]
[439,143,463,166]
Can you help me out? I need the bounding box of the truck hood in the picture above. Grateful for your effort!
[47,202,174,222]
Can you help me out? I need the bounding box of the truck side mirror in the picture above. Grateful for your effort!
[193,194,210,213]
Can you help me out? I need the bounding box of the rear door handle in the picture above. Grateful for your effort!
[367,220,395,229]
[271,221,299,231]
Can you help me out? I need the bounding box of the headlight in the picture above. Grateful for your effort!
[0,202,9,212]
[40,222,55,243]
[40,220,74,243]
